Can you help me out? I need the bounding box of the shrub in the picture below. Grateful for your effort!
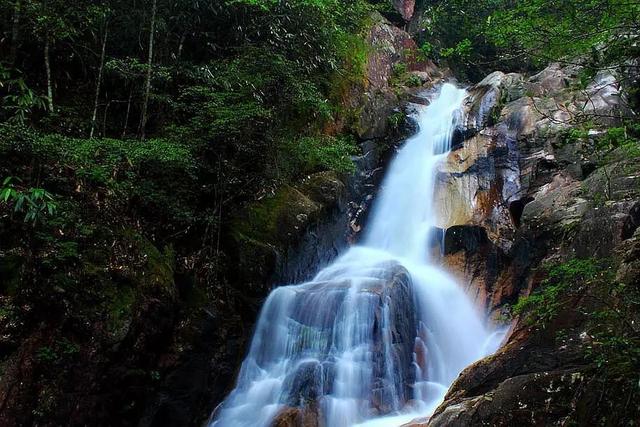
[0,177,57,225]
[513,258,602,326]
[292,135,359,174]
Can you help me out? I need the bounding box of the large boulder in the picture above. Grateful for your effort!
[271,405,321,427]
[267,262,418,423]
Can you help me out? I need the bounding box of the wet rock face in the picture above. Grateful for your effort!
[266,264,418,425]
[461,71,525,139]
[370,265,418,407]
[427,62,640,425]
[282,360,324,407]
[442,225,514,316]
[435,61,637,315]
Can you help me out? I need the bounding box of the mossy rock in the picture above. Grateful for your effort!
[299,171,345,206]
[121,230,177,295]
[101,231,177,342]
[230,173,346,293]
[104,283,137,342]
[233,234,279,296]
[232,186,322,247]
[582,155,640,202]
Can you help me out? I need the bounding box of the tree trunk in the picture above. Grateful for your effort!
[102,98,112,137]
[9,0,21,65]
[44,35,54,113]
[90,23,108,138]
[138,0,157,140]
[122,86,133,138]
[176,31,186,61]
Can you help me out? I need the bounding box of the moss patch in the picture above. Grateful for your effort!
[232,186,321,246]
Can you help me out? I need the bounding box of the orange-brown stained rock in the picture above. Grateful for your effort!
[413,322,429,373]
[271,405,321,427]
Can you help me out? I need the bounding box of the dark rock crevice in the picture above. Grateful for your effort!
[508,197,534,228]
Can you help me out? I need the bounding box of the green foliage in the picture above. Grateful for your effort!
[150,370,161,381]
[558,124,640,162]
[416,0,640,79]
[36,346,58,363]
[560,127,590,147]
[0,177,57,224]
[514,257,640,376]
[577,67,598,90]
[598,125,640,156]
[585,279,640,375]
[440,39,472,61]
[513,258,603,326]
[0,66,47,123]
[389,62,421,88]
[417,0,506,79]
[0,124,198,226]
[332,30,369,88]
[487,0,640,68]
[35,338,80,364]
[417,42,433,61]
[387,111,405,130]
[392,63,408,76]
[290,135,359,174]
[1,124,194,181]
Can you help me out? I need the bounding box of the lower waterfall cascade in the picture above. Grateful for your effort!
[209,83,506,427]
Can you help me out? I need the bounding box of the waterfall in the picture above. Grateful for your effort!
[210,83,504,427]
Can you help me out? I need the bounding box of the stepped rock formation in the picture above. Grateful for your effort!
[412,62,640,425]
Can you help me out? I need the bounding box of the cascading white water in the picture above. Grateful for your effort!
[210,83,504,427]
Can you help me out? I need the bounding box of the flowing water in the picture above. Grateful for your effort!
[210,83,505,427]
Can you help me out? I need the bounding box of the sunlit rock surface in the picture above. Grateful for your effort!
[423,62,640,426]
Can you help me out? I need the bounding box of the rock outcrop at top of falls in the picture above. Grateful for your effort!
[417,62,640,425]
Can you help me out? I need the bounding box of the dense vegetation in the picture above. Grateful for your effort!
[416,0,640,82]
[0,0,377,311]
[0,0,379,423]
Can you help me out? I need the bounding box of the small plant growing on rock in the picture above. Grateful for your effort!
[387,111,406,130]
[392,62,407,76]
[418,42,433,61]
[513,258,601,326]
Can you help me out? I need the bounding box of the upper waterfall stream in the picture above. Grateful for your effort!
[210,83,505,427]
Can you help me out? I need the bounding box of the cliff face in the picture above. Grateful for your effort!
[419,63,640,425]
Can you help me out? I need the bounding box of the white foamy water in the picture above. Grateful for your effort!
[210,83,505,427]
